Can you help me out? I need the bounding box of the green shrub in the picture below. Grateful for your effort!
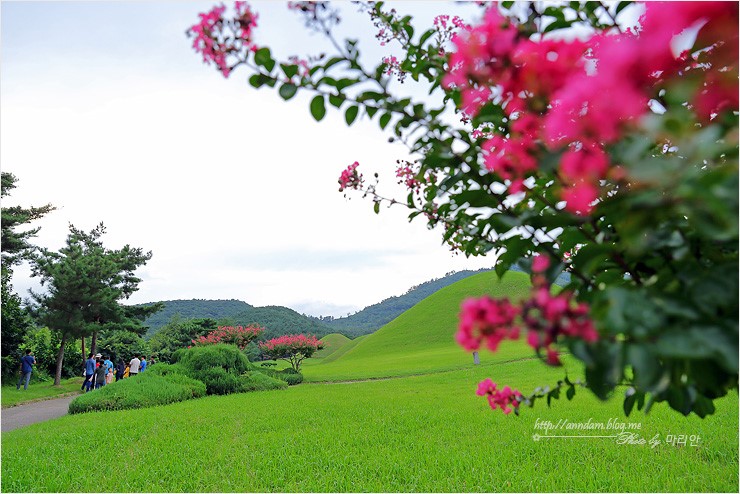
[146,363,188,377]
[177,344,250,375]
[239,371,287,392]
[196,367,243,395]
[256,367,304,386]
[68,372,206,414]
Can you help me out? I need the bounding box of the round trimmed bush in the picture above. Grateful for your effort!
[177,344,250,375]
[196,367,243,395]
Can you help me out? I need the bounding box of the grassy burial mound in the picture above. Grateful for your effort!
[303,270,534,382]
[314,333,351,359]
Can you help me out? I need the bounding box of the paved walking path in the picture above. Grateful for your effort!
[1,395,77,433]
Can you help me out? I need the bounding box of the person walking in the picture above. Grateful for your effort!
[116,359,126,381]
[129,356,141,377]
[16,349,36,391]
[140,356,147,373]
[94,361,107,389]
[82,353,96,392]
[103,356,114,376]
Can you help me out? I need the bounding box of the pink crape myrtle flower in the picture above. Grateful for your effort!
[476,378,522,414]
[338,161,364,191]
[456,296,520,352]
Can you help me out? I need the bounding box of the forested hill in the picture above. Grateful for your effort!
[140,299,252,338]
[315,268,495,337]
[231,306,332,340]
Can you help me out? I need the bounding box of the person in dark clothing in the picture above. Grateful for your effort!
[94,361,107,389]
[82,353,96,392]
[16,349,36,390]
[116,360,126,381]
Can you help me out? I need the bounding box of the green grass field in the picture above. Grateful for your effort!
[2,271,738,492]
[1,377,83,408]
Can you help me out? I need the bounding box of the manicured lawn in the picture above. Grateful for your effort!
[2,359,737,492]
[1,378,84,408]
[2,271,737,492]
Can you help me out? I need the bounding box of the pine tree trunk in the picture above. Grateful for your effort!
[54,332,68,386]
[90,331,98,357]
[81,336,86,362]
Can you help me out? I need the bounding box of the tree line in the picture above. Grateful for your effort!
[1,172,161,385]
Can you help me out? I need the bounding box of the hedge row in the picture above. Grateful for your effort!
[69,345,298,414]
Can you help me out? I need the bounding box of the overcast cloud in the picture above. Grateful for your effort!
[1,1,494,317]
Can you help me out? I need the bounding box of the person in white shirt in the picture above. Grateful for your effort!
[129,356,141,376]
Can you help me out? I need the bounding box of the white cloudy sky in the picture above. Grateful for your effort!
[1,1,496,317]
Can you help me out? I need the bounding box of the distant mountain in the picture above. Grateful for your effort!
[231,306,332,340]
[138,267,571,341]
[139,299,252,338]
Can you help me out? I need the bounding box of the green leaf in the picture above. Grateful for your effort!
[280,64,298,80]
[278,83,298,101]
[248,74,264,89]
[379,113,392,130]
[623,388,637,416]
[566,385,576,401]
[626,344,662,391]
[366,107,379,118]
[345,106,359,126]
[373,202,380,214]
[328,94,344,108]
[254,47,275,72]
[310,95,326,122]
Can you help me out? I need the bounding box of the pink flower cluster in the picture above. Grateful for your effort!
[395,162,420,191]
[456,296,520,352]
[522,288,598,366]
[190,2,259,78]
[338,161,364,191]
[443,3,738,214]
[382,55,407,83]
[259,333,323,353]
[456,253,598,366]
[191,324,265,350]
[433,15,467,31]
[476,378,521,414]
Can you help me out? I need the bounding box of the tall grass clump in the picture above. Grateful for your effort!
[68,372,206,414]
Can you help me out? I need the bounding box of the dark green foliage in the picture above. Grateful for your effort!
[197,367,243,395]
[139,300,252,338]
[68,372,206,414]
[1,172,55,268]
[97,330,150,364]
[232,306,331,339]
[1,272,34,383]
[30,223,154,385]
[175,344,252,395]
[177,344,250,375]
[19,327,82,382]
[148,317,218,363]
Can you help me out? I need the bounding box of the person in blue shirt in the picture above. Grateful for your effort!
[103,356,114,375]
[82,353,97,392]
[140,357,147,373]
[16,349,36,390]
